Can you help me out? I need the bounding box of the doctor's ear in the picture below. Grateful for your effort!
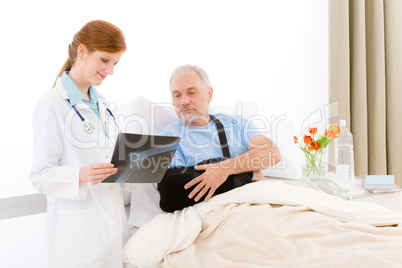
[77,44,89,60]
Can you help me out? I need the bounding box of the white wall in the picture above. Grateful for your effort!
[0,0,328,198]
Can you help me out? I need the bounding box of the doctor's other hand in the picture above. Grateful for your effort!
[79,163,117,184]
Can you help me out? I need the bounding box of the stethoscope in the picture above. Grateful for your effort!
[67,99,119,134]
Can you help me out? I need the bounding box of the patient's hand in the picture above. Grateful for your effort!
[252,170,265,182]
[185,162,230,202]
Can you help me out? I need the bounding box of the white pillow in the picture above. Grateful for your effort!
[209,101,259,118]
[211,101,298,179]
[115,96,177,228]
[116,97,298,228]
[252,117,299,179]
[115,96,178,135]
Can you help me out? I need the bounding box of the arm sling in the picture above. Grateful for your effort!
[158,115,253,212]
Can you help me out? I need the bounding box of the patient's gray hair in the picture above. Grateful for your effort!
[169,64,211,90]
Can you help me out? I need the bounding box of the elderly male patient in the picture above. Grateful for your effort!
[158,64,281,210]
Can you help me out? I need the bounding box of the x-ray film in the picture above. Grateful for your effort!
[103,133,180,183]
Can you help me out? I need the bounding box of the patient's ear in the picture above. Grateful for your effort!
[208,87,213,102]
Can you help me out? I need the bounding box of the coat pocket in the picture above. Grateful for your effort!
[56,209,100,261]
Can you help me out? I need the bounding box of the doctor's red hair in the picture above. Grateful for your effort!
[53,20,126,87]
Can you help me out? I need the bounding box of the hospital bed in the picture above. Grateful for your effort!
[117,97,402,268]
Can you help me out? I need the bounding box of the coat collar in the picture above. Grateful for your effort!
[54,77,108,107]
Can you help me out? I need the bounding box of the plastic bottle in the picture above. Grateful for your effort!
[336,120,355,186]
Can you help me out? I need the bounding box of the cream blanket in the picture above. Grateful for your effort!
[123,181,402,268]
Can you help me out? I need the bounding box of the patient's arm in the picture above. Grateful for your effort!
[185,135,280,202]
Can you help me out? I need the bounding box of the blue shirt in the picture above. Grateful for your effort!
[159,113,263,167]
[60,71,101,119]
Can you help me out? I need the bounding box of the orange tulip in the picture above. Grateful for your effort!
[313,142,321,150]
[329,123,340,134]
[294,136,298,144]
[304,135,313,145]
[307,141,321,151]
[308,127,317,135]
[334,126,340,134]
[325,129,337,139]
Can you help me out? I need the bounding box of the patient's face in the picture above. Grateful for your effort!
[170,71,213,126]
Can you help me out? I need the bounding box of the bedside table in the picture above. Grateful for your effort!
[265,176,402,212]
[351,177,402,212]
[352,190,401,212]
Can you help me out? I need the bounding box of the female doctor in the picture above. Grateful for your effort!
[30,20,133,267]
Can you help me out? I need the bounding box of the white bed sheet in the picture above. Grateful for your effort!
[123,181,402,268]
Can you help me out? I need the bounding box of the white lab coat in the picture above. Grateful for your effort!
[30,78,134,268]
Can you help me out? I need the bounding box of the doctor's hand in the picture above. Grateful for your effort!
[184,163,231,202]
[79,163,117,185]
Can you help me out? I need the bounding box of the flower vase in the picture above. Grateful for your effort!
[302,151,325,181]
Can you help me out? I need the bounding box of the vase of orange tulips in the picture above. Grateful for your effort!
[294,123,340,180]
